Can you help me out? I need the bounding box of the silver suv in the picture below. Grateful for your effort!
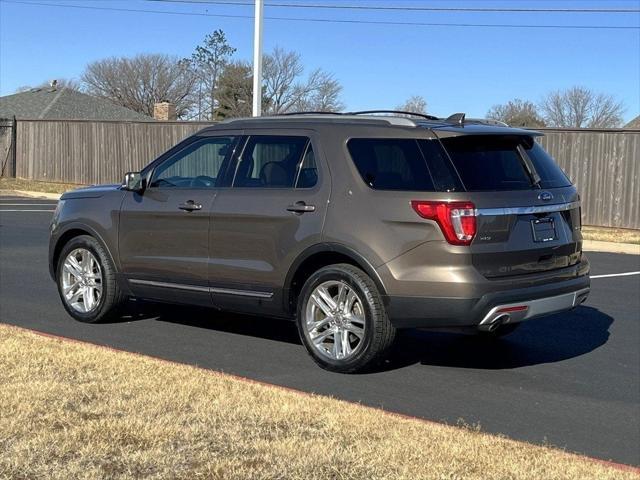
[49,112,590,372]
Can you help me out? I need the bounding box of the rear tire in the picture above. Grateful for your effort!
[296,264,396,373]
[56,235,126,323]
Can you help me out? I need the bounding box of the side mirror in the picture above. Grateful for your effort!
[122,172,145,193]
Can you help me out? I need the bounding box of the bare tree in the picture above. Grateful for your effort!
[487,98,545,127]
[82,54,197,118]
[262,47,304,114]
[539,86,625,128]
[291,69,344,112]
[183,29,236,120]
[395,95,428,115]
[262,47,344,114]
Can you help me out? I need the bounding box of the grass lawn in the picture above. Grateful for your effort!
[0,177,84,194]
[0,324,636,480]
[582,226,640,245]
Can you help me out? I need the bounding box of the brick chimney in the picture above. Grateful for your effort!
[154,101,176,121]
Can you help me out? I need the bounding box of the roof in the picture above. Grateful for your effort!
[215,113,539,136]
[0,87,153,121]
[624,115,640,129]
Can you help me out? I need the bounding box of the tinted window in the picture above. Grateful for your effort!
[440,135,571,191]
[234,136,308,188]
[347,138,435,191]
[151,136,236,188]
[418,139,463,192]
[295,144,318,188]
[528,142,572,188]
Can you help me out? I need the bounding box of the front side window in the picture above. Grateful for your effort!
[150,136,237,188]
[233,135,309,188]
[347,138,435,191]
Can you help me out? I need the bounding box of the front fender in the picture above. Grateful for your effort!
[48,192,124,281]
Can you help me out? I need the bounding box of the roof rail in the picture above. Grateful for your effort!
[280,111,343,116]
[347,110,439,121]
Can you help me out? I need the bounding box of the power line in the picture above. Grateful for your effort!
[146,0,640,14]
[2,0,638,30]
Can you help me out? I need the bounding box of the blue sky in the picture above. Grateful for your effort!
[1,0,638,121]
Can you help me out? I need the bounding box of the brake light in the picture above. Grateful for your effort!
[411,201,477,246]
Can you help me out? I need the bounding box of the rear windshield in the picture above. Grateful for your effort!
[440,135,571,191]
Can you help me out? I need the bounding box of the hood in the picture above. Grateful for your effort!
[61,184,121,200]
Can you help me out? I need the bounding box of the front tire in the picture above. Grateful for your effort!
[56,235,126,323]
[297,264,396,373]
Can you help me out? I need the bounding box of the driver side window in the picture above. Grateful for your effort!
[150,136,237,188]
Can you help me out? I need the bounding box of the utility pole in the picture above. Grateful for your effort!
[252,0,264,117]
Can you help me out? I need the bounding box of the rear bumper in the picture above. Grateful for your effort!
[384,271,590,329]
[477,287,589,331]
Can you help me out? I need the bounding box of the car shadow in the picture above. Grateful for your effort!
[379,306,613,372]
[112,303,612,372]
[119,301,302,345]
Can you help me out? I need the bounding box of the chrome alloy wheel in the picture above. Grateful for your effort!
[305,280,366,361]
[61,248,103,313]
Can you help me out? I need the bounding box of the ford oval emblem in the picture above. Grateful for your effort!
[538,191,554,202]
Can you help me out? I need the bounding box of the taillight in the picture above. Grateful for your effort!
[411,201,477,246]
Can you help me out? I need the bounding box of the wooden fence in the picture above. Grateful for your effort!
[536,128,639,229]
[4,119,639,229]
[14,120,213,185]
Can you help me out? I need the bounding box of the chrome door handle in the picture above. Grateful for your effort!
[178,200,202,212]
[286,202,316,214]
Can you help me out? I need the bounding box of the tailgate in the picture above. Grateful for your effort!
[436,133,584,279]
[471,190,583,278]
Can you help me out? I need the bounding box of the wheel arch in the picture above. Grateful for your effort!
[51,224,118,280]
[284,243,387,315]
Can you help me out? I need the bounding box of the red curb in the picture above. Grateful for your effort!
[3,323,639,475]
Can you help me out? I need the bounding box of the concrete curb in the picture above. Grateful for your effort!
[583,240,639,255]
[0,189,62,200]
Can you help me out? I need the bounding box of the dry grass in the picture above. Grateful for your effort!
[0,325,637,480]
[582,226,640,245]
[0,177,84,194]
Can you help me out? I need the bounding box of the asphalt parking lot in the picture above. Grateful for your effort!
[1,196,639,466]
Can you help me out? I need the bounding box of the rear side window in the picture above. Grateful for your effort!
[347,138,435,191]
[295,144,318,188]
[234,135,309,188]
[440,135,571,191]
[418,139,463,192]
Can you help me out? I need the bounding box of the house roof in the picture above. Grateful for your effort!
[624,115,640,129]
[0,87,153,121]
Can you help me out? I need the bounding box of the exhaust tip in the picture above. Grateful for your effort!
[487,313,511,332]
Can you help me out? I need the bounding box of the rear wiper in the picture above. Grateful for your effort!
[516,144,541,188]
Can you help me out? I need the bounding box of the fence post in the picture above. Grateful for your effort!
[0,116,17,178]
[10,116,17,178]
